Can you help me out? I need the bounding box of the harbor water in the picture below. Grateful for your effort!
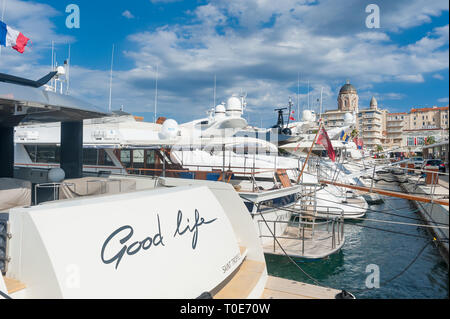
[265,181,449,299]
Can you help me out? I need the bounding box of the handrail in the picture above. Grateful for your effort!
[125,166,299,176]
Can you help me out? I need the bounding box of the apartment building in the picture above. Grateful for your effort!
[357,96,387,150]
[409,106,449,130]
[385,112,408,149]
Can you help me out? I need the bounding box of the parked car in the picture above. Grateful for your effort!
[421,159,446,173]
[409,157,424,169]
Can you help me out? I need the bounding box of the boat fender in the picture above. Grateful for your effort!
[335,290,356,299]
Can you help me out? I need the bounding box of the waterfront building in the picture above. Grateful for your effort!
[385,112,409,149]
[322,80,358,129]
[409,106,449,130]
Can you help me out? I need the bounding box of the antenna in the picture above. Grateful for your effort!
[319,87,323,120]
[213,74,216,107]
[154,63,159,123]
[108,44,115,113]
[66,44,71,95]
[307,80,310,110]
[51,40,55,90]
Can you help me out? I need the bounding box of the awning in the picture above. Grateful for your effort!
[0,82,107,126]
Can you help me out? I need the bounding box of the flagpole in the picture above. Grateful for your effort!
[296,120,323,184]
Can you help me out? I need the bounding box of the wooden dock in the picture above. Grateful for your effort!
[262,276,340,299]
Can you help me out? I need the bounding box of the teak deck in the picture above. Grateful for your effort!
[3,276,26,294]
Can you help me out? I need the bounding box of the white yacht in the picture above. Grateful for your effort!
[2,71,344,299]
[13,107,346,260]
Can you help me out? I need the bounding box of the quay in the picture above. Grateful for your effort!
[393,169,449,265]
[262,276,340,299]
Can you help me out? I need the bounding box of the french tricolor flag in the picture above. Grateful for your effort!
[0,20,30,53]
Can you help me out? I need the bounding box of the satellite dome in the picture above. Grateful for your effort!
[56,66,66,76]
[344,112,354,124]
[48,168,65,183]
[159,119,179,139]
[226,96,242,111]
[215,104,226,114]
[302,110,313,122]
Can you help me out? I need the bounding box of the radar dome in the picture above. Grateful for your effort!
[302,110,313,122]
[56,66,66,76]
[215,104,226,114]
[159,119,179,139]
[344,112,354,124]
[226,96,242,111]
[48,168,65,183]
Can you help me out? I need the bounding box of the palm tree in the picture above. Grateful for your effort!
[425,136,436,145]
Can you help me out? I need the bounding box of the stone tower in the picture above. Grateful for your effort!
[338,80,359,113]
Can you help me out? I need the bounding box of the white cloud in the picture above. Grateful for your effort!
[1,0,449,123]
[122,10,135,19]
[433,74,445,80]
[438,97,449,103]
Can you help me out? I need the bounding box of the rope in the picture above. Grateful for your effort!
[316,193,449,227]
[246,198,449,242]
[344,241,432,292]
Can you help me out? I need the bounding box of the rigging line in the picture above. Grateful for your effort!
[344,222,448,242]
[248,201,449,242]
[316,194,449,226]
[242,196,449,244]
[239,196,333,289]
[354,181,448,195]
[345,217,449,230]
[343,241,432,292]
[256,202,328,288]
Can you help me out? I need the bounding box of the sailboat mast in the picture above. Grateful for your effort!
[108,44,115,113]
[154,64,159,123]
[297,72,300,118]
[213,74,216,108]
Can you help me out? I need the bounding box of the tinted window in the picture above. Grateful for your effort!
[25,145,60,163]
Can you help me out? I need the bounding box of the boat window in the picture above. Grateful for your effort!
[133,150,145,169]
[120,150,132,168]
[146,150,156,165]
[244,201,254,213]
[83,149,116,166]
[24,145,60,163]
[98,150,115,166]
[83,149,98,165]
[259,194,297,212]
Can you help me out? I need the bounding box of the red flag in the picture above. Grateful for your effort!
[353,137,364,150]
[316,126,335,162]
[289,116,295,121]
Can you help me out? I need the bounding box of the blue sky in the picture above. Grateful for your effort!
[0,0,448,126]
